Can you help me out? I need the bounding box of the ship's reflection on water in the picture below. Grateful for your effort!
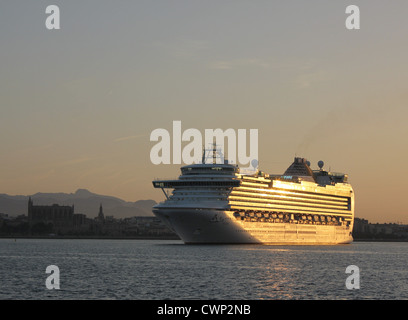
[254,261,298,299]
[225,244,359,299]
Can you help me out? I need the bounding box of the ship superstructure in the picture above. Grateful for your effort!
[152,147,354,244]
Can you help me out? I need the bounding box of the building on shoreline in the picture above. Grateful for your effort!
[0,198,177,238]
[28,197,76,234]
[353,218,408,240]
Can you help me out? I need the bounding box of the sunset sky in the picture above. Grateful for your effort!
[1,1,408,223]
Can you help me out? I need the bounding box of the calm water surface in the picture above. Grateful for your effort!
[0,239,407,300]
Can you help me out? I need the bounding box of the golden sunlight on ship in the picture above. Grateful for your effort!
[274,181,295,190]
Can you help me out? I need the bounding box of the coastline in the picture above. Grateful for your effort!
[1,235,408,242]
[0,235,181,240]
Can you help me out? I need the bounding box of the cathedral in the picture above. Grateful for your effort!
[28,197,74,233]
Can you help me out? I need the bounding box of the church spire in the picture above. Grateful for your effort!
[98,203,105,222]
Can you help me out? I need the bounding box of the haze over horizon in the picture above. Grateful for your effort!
[1,1,408,224]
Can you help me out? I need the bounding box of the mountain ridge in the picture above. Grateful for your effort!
[0,189,156,218]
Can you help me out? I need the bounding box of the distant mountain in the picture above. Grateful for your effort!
[0,189,156,218]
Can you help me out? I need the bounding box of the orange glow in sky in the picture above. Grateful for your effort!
[1,1,407,223]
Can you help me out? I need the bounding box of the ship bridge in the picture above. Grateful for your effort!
[152,161,241,202]
[180,163,239,175]
[153,179,241,189]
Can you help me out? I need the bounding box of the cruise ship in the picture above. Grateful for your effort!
[152,148,354,244]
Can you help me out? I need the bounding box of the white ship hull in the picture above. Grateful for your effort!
[153,207,353,245]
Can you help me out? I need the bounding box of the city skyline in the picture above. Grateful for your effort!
[1,1,408,224]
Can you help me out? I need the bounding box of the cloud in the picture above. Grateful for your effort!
[151,39,209,60]
[33,169,56,181]
[209,58,272,70]
[113,134,146,142]
[294,70,328,88]
[15,143,55,156]
[208,57,316,72]
[59,156,92,166]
